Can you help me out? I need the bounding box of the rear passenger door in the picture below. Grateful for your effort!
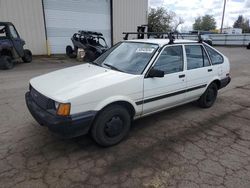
[184,44,214,101]
[142,45,186,115]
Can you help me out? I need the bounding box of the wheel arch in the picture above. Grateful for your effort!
[95,98,138,119]
[212,79,221,89]
[207,76,221,90]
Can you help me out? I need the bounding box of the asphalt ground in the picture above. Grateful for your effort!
[0,47,250,188]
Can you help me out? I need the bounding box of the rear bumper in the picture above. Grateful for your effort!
[220,76,231,89]
[25,92,96,138]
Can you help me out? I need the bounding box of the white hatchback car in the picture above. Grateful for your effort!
[26,39,231,146]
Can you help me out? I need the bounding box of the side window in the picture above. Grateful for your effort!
[185,45,210,70]
[204,45,224,65]
[9,25,19,38]
[154,45,183,74]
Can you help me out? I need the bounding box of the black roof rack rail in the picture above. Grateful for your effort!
[122,31,208,44]
[78,30,103,36]
[122,31,184,44]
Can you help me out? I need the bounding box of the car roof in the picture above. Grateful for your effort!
[0,22,13,26]
[126,39,199,47]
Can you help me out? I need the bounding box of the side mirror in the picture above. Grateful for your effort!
[147,68,164,78]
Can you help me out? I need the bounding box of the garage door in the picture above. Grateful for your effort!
[43,0,111,54]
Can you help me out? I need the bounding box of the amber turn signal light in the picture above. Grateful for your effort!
[56,103,71,116]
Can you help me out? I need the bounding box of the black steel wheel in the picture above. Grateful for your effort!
[22,49,32,63]
[66,45,76,58]
[198,83,218,108]
[0,56,14,70]
[247,43,250,49]
[91,105,131,147]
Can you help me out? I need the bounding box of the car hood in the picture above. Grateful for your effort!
[30,63,139,102]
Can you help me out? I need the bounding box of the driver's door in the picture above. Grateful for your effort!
[142,45,187,115]
[8,25,24,57]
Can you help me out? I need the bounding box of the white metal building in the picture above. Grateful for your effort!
[0,0,148,55]
[222,28,242,34]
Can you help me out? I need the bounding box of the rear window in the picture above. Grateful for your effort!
[204,45,224,65]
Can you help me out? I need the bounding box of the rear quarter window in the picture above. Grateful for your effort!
[204,45,224,65]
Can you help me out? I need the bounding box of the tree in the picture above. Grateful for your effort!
[193,17,202,30]
[193,15,216,31]
[148,7,184,32]
[170,12,184,31]
[233,15,250,33]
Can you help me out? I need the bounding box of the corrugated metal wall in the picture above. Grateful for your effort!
[181,34,250,46]
[112,0,148,44]
[0,0,47,55]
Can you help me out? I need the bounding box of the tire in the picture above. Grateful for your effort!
[198,83,218,108]
[247,43,250,50]
[0,56,14,70]
[91,105,131,147]
[84,50,96,62]
[22,49,32,63]
[66,46,76,58]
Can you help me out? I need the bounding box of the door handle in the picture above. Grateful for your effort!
[208,69,213,72]
[179,74,185,78]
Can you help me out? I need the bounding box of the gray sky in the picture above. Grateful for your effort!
[149,0,250,31]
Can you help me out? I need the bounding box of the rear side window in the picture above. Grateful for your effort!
[204,45,224,65]
[185,45,210,70]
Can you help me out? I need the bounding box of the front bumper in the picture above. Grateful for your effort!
[25,92,96,138]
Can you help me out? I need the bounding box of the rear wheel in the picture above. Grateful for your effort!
[0,56,14,70]
[247,43,250,49]
[66,46,76,58]
[22,49,32,63]
[198,83,218,108]
[91,105,131,147]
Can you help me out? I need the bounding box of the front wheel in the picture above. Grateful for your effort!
[198,83,218,108]
[0,56,14,70]
[91,105,131,147]
[22,49,32,63]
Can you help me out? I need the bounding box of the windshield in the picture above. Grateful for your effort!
[0,25,7,38]
[94,42,159,75]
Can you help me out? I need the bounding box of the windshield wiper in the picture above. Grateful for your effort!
[103,63,123,72]
[89,61,101,67]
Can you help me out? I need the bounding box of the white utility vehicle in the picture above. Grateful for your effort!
[26,39,231,146]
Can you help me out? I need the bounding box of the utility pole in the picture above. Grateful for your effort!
[220,0,227,33]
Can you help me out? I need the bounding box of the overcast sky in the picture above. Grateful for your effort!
[149,0,250,32]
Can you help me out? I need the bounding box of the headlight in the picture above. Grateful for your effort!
[55,102,71,116]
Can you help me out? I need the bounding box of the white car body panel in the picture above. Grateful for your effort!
[30,64,143,115]
[29,39,230,119]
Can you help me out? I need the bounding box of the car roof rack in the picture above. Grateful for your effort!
[123,31,205,44]
[122,31,184,44]
[78,30,103,36]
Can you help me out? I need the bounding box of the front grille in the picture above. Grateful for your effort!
[30,87,55,110]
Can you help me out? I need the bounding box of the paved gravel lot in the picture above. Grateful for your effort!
[0,47,250,188]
